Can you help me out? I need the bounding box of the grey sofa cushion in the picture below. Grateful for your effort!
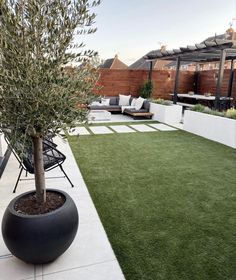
[90,105,121,111]
[129,97,134,105]
[109,96,118,105]
[143,100,150,110]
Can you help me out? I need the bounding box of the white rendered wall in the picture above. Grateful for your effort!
[183,110,236,148]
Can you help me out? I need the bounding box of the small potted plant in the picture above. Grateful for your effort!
[0,0,100,264]
[139,80,153,99]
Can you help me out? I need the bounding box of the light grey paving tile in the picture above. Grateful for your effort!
[35,265,43,278]
[0,136,123,280]
[109,125,136,133]
[73,195,101,225]
[149,123,178,131]
[39,260,125,280]
[0,256,34,280]
[89,126,114,135]
[42,221,115,275]
[68,127,90,136]
[0,207,11,256]
[129,124,156,132]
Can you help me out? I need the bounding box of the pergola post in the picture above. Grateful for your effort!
[148,60,153,81]
[173,56,181,104]
[215,49,226,110]
[227,59,234,97]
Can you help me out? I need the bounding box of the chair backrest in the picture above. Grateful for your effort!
[4,134,65,174]
[0,147,11,178]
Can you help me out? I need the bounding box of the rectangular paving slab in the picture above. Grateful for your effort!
[68,127,90,136]
[148,123,178,131]
[129,124,157,132]
[89,126,114,134]
[109,125,136,133]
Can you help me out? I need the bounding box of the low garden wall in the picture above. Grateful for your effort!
[183,110,236,148]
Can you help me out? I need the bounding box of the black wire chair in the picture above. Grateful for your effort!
[0,147,11,179]
[4,135,74,193]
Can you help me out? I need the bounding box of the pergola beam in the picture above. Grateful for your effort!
[144,40,236,111]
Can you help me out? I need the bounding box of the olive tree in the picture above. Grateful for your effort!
[0,0,100,204]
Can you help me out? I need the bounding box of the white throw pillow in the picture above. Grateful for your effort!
[131,98,137,107]
[135,97,145,110]
[91,101,101,106]
[119,94,131,106]
[101,98,110,106]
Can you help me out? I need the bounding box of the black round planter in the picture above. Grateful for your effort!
[1,189,79,264]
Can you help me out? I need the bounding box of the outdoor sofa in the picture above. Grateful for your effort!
[89,96,153,119]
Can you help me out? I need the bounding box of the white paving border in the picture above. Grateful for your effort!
[0,137,125,280]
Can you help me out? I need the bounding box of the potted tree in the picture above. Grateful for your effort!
[0,0,100,264]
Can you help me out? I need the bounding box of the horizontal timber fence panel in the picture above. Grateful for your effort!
[95,69,236,103]
[96,69,195,99]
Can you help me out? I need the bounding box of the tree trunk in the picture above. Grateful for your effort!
[33,136,46,204]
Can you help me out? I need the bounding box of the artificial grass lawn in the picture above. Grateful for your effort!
[69,130,236,280]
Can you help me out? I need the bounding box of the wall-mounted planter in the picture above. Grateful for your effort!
[149,103,182,125]
[183,110,236,148]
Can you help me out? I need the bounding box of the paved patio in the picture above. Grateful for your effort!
[0,137,125,280]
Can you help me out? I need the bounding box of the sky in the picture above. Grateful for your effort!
[80,0,236,66]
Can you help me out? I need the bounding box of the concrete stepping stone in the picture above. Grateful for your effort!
[129,124,157,132]
[109,125,136,133]
[89,126,114,134]
[68,127,90,136]
[149,123,177,131]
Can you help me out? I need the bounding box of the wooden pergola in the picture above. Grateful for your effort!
[145,39,236,110]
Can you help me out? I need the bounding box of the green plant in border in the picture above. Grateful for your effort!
[139,80,153,98]
[192,104,206,112]
[151,98,172,106]
[192,104,225,117]
[226,108,236,119]
[0,0,100,204]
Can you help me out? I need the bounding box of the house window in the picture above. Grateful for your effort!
[181,65,188,70]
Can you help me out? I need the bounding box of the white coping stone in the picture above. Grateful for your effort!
[129,124,157,132]
[89,126,114,134]
[148,123,178,131]
[68,127,90,136]
[109,125,136,133]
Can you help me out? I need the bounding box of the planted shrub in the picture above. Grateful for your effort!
[151,98,172,106]
[192,104,206,112]
[139,80,153,99]
[226,108,236,119]
[192,105,230,118]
